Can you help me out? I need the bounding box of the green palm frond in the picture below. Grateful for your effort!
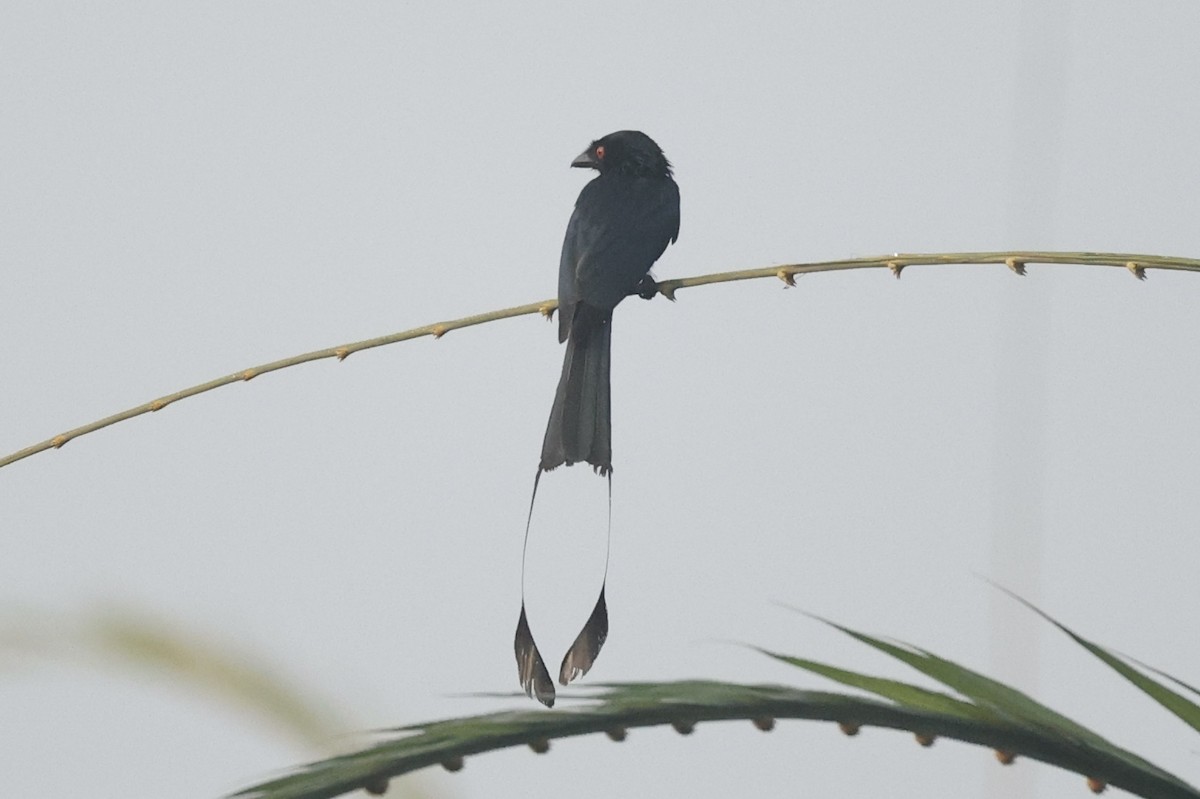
[233,611,1200,799]
[1001,590,1200,735]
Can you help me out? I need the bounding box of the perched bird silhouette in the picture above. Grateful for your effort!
[516,131,680,706]
[540,130,681,474]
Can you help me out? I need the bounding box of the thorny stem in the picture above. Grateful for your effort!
[3,250,1197,470]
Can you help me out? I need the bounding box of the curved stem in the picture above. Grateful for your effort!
[231,682,1200,799]
[4,250,1196,470]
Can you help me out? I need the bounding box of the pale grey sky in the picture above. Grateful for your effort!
[3,3,1200,798]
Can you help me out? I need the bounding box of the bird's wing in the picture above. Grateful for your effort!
[557,176,680,342]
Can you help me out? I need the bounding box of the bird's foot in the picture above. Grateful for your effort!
[633,275,659,300]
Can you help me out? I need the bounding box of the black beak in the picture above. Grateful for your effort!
[571,148,598,169]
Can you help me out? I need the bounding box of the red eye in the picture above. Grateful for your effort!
[595,145,606,160]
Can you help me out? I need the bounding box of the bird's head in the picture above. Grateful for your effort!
[572,130,673,178]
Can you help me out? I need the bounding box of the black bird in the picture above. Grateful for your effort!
[540,130,680,474]
[516,131,680,706]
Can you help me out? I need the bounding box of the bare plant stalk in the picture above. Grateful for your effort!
[3,251,1196,471]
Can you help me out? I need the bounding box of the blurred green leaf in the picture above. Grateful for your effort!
[1,604,344,746]
[1,604,444,798]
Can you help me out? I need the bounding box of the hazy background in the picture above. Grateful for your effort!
[3,2,1199,797]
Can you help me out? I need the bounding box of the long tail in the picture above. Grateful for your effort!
[515,462,613,707]
[540,305,612,474]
